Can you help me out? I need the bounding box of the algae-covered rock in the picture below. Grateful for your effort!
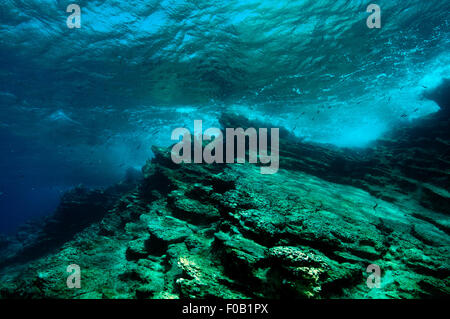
[0,113,449,299]
[175,255,248,299]
[168,192,221,224]
[214,231,266,282]
[125,239,149,261]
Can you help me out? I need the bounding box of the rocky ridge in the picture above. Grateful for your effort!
[0,98,449,298]
[0,129,448,298]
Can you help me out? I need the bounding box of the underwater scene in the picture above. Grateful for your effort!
[0,0,449,302]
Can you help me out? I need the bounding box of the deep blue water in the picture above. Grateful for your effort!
[0,0,449,234]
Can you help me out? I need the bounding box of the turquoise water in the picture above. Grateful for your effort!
[0,0,449,233]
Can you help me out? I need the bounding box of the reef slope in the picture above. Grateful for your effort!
[0,111,448,298]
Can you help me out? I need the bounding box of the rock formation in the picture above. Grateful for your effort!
[0,104,448,299]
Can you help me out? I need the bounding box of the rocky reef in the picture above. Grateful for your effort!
[0,108,448,299]
[0,170,141,271]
